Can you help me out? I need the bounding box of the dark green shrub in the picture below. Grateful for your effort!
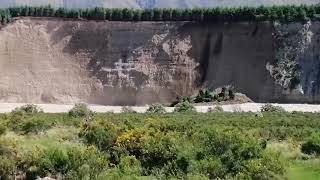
[116,129,178,171]
[301,133,320,155]
[79,120,119,151]
[174,101,196,113]
[0,157,17,180]
[68,103,92,118]
[0,123,6,136]
[195,90,214,103]
[12,104,43,115]
[171,96,193,107]
[118,155,143,175]
[198,130,284,179]
[25,146,108,179]
[197,158,227,179]
[19,117,55,134]
[147,104,166,113]
[0,139,19,179]
[261,104,286,113]
[228,90,235,100]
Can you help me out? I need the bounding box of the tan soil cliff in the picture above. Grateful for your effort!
[0,18,319,105]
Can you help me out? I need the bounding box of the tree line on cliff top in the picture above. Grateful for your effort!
[1,5,320,24]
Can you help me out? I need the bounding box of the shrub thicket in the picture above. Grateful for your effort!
[301,133,320,155]
[146,103,167,113]
[1,111,320,179]
[24,146,108,179]
[79,120,119,151]
[12,104,43,115]
[68,103,92,118]
[174,101,196,113]
[0,123,6,136]
[195,90,214,103]
[1,5,320,25]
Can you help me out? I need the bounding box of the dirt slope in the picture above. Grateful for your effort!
[0,18,319,105]
[0,18,104,104]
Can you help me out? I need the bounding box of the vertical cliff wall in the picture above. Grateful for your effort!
[0,18,319,105]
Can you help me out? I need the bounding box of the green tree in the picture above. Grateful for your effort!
[141,9,154,21]
[163,8,173,21]
[122,8,134,21]
[153,8,163,21]
[133,9,142,21]
[112,8,123,21]
[172,9,182,21]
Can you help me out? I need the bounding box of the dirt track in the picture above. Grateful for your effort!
[1,103,320,113]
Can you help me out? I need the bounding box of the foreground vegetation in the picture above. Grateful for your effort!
[1,4,320,24]
[0,104,320,179]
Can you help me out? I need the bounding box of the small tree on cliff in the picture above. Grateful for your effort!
[153,8,163,21]
[141,9,154,21]
[122,8,134,21]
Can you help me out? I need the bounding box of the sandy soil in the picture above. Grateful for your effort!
[1,103,320,113]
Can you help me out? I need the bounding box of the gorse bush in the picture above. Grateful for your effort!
[0,139,19,180]
[0,123,6,136]
[195,90,214,103]
[146,103,166,113]
[170,96,193,107]
[24,146,108,180]
[197,130,285,179]
[12,104,43,115]
[2,5,320,24]
[79,120,119,151]
[301,133,320,155]
[174,101,196,113]
[68,103,92,118]
[18,116,55,134]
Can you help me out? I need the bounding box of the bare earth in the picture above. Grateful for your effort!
[1,103,320,113]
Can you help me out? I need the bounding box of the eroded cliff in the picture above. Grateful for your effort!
[0,17,319,105]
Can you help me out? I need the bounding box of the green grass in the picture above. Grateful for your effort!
[1,126,84,151]
[287,160,320,180]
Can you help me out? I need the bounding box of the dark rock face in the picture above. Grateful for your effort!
[0,18,320,105]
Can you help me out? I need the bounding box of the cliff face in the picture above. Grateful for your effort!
[0,18,319,105]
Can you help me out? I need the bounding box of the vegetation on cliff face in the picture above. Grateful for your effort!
[267,20,313,90]
[1,5,320,24]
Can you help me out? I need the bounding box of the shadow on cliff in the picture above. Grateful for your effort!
[177,21,279,102]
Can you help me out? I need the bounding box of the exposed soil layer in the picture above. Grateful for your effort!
[0,18,319,105]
